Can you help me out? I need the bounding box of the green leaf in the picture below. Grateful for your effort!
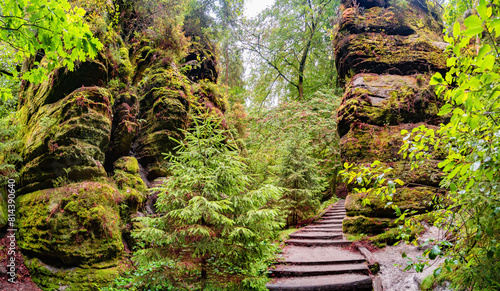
[464,26,484,36]
[477,0,488,19]
[430,72,445,85]
[480,55,495,71]
[447,57,456,67]
[477,44,491,61]
[394,179,404,186]
[453,21,461,37]
[466,178,475,190]
[438,104,453,116]
[491,19,500,37]
[464,15,482,29]
[438,159,452,169]
[449,166,461,179]
[429,245,441,260]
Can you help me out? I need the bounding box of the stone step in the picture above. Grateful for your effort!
[322,213,345,217]
[279,246,366,263]
[266,274,373,291]
[286,239,352,247]
[320,218,344,221]
[326,207,345,210]
[299,228,342,233]
[315,219,344,224]
[289,232,343,240]
[304,224,343,230]
[281,258,367,266]
[322,214,346,218]
[270,263,369,277]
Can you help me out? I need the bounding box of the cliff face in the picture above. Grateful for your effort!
[10,5,225,289]
[332,0,447,239]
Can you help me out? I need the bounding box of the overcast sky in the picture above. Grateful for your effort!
[244,0,275,18]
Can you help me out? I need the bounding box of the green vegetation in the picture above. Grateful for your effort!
[396,0,500,288]
[241,0,338,103]
[5,0,500,289]
[109,116,283,290]
[0,0,102,100]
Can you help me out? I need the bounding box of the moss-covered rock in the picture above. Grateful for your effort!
[135,68,191,180]
[11,4,231,290]
[16,182,124,266]
[334,32,446,84]
[345,186,437,218]
[334,0,446,83]
[19,87,112,194]
[106,93,140,166]
[338,5,442,39]
[25,257,127,291]
[343,215,396,234]
[113,157,147,213]
[337,73,445,137]
[340,123,444,163]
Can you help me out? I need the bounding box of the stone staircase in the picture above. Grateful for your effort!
[267,200,373,290]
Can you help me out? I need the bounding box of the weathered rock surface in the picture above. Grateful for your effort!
[12,9,225,290]
[332,0,446,236]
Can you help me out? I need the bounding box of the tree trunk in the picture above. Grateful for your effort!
[297,22,316,100]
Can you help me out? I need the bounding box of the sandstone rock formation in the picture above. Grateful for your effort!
[332,0,447,240]
[10,11,224,291]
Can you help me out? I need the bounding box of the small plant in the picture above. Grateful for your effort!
[53,168,71,188]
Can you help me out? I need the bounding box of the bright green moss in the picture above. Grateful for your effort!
[25,257,127,291]
[16,182,124,267]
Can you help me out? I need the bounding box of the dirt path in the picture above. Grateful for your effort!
[267,200,373,290]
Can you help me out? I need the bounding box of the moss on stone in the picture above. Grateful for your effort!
[334,32,447,84]
[112,157,147,212]
[113,156,140,174]
[340,123,440,163]
[345,187,436,218]
[25,257,127,291]
[337,73,444,137]
[134,68,193,179]
[18,87,112,194]
[16,182,124,267]
[343,215,396,234]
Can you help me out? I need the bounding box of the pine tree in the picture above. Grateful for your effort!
[133,115,283,290]
[278,130,326,227]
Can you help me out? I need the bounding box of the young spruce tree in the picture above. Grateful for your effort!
[133,115,283,290]
[279,131,326,227]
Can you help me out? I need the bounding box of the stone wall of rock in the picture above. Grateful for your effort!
[332,0,447,237]
[10,19,224,291]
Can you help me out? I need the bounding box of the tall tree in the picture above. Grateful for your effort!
[241,0,337,104]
